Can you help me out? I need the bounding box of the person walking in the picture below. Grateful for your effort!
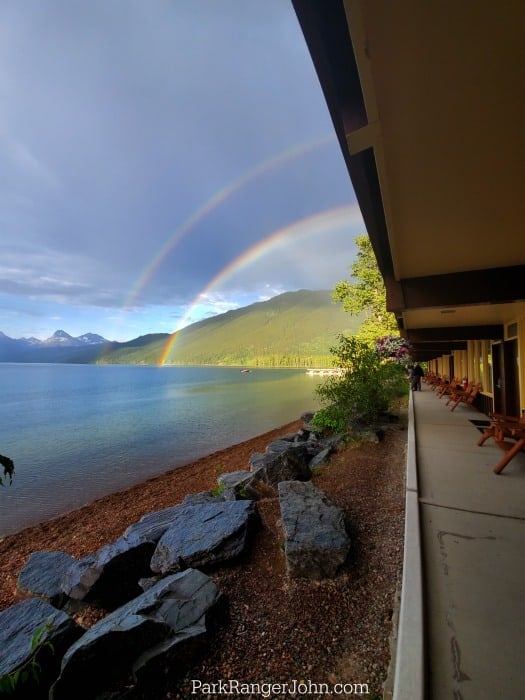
[412,362,424,391]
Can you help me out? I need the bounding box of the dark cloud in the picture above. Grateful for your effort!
[0,1,358,339]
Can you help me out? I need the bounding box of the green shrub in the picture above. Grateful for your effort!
[314,334,407,430]
[309,405,347,435]
[211,481,226,498]
[0,620,54,695]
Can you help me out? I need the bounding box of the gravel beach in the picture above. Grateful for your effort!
[0,417,406,698]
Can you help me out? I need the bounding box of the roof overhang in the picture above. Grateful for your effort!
[292,0,525,358]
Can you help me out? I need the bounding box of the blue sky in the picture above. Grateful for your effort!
[0,0,363,341]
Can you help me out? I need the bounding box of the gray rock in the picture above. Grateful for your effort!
[248,444,311,484]
[50,569,222,700]
[308,447,333,470]
[16,551,77,608]
[123,505,182,546]
[248,451,267,470]
[150,499,256,575]
[242,478,278,501]
[0,597,82,699]
[278,480,350,579]
[123,492,224,549]
[265,438,303,454]
[61,536,155,610]
[217,470,253,497]
[181,491,220,505]
[319,433,345,451]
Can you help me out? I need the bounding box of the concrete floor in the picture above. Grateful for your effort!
[413,387,525,699]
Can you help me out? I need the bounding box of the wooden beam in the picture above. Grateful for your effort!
[389,267,525,311]
[409,341,468,351]
[406,326,503,342]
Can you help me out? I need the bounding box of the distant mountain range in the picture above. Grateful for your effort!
[0,329,110,363]
[0,290,362,366]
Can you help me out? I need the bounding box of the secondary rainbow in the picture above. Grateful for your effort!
[123,134,335,310]
[158,203,364,365]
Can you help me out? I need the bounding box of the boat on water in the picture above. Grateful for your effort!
[240,368,251,373]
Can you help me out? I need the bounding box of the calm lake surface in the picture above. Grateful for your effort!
[0,364,321,536]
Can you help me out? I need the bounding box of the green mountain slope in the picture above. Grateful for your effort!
[98,290,362,367]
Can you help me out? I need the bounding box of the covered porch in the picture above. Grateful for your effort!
[397,385,525,698]
[289,3,525,696]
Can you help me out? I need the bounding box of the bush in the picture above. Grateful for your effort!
[309,404,347,435]
[314,334,407,430]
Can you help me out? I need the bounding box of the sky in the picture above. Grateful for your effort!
[0,0,363,342]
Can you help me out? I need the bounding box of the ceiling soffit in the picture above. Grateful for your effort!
[292,1,525,346]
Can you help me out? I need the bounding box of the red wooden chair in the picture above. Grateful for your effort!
[477,413,525,473]
[477,413,525,447]
[436,377,461,399]
[447,382,481,412]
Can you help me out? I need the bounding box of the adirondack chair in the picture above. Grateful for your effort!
[492,425,525,474]
[445,381,472,406]
[436,377,461,399]
[448,382,481,412]
[477,413,525,447]
[431,376,450,393]
[476,412,525,473]
[425,372,441,388]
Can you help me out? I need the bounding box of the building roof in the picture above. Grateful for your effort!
[292,0,525,359]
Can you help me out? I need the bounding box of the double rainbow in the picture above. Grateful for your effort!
[157,202,363,365]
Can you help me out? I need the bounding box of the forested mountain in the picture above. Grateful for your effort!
[1,290,362,367]
[98,290,362,367]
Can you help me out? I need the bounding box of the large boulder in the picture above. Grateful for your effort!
[217,470,254,499]
[50,568,223,700]
[150,499,256,575]
[123,504,182,546]
[278,480,350,579]
[0,598,82,699]
[308,446,333,470]
[248,444,311,485]
[61,536,155,610]
[265,438,301,454]
[16,551,77,608]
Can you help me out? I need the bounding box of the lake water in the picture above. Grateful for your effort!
[0,364,321,536]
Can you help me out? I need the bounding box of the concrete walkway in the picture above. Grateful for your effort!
[413,386,525,699]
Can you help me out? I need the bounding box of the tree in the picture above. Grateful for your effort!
[332,235,398,344]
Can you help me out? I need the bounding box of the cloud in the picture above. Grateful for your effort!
[0,1,360,340]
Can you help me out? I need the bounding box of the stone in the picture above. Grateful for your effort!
[123,504,182,546]
[50,569,223,700]
[308,447,332,470]
[181,491,220,505]
[248,451,266,470]
[242,478,277,500]
[150,499,256,575]
[217,470,253,498]
[123,492,225,548]
[278,480,350,579]
[16,551,77,608]
[265,438,299,453]
[248,444,311,485]
[61,536,155,610]
[0,597,82,699]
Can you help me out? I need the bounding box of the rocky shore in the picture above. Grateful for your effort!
[0,417,406,698]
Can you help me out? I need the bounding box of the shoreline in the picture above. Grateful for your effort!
[0,416,407,696]
[0,419,302,612]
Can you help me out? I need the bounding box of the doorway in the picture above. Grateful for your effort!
[492,339,520,416]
